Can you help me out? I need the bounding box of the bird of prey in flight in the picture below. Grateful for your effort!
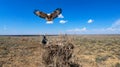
[34,8,62,21]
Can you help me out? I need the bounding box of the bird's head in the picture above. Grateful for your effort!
[46,14,53,21]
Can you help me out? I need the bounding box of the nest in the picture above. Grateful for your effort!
[42,43,80,67]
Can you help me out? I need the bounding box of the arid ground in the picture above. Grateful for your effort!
[0,35,120,67]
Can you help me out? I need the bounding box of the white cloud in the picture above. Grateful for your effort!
[66,19,120,34]
[59,20,67,24]
[46,21,53,24]
[58,14,64,18]
[88,19,94,23]
[85,19,120,34]
[67,27,87,32]
[111,19,120,29]
[106,19,120,31]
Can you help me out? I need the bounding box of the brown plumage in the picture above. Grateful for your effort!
[34,8,62,21]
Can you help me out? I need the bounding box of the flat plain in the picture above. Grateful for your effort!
[0,35,120,67]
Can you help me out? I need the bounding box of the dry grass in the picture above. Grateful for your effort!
[0,35,120,67]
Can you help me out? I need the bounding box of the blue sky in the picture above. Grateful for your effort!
[0,0,120,35]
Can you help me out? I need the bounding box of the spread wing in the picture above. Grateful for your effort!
[34,10,47,19]
[50,8,62,19]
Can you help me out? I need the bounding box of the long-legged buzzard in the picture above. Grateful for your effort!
[34,8,62,21]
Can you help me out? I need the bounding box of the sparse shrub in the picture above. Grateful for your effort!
[115,63,120,67]
[42,43,80,67]
[91,40,96,43]
[95,56,109,63]
[0,47,9,56]
[0,61,5,67]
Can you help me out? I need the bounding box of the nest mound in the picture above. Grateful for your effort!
[42,43,80,67]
